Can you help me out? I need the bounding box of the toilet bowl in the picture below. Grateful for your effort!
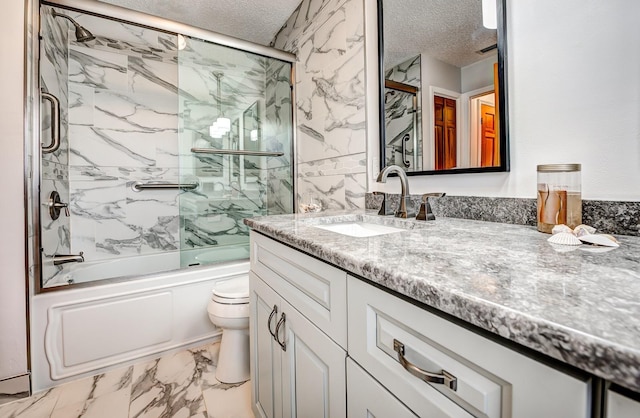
[207,275,250,384]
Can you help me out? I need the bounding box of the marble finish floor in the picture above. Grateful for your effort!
[0,342,253,418]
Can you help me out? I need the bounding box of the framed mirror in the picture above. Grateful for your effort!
[379,0,509,175]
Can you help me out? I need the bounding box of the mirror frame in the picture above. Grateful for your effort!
[378,0,510,176]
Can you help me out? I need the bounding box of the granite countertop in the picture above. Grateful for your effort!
[244,211,640,392]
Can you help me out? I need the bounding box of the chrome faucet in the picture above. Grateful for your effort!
[416,193,446,221]
[376,165,414,218]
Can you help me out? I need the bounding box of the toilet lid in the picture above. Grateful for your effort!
[212,275,249,303]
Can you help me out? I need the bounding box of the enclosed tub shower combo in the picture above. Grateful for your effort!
[25,0,295,390]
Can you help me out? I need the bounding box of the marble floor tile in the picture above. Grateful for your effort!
[50,387,131,418]
[129,349,208,418]
[53,365,133,410]
[0,342,253,418]
[0,388,59,418]
[202,381,253,418]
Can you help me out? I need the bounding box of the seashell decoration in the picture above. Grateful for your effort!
[573,224,596,237]
[547,232,582,246]
[578,233,619,247]
[545,223,620,249]
[551,224,574,235]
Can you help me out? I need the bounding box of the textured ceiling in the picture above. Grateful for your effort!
[384,0,497,69]
[97,0,302,46]
[96,0,496,69]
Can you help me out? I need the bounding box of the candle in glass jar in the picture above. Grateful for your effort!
[536,164,582,233]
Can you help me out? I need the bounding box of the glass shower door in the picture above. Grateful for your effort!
[177,37,293,267]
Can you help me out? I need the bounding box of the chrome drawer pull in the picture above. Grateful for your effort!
[275,313,287,351]
[393,339,458,391]
[267,305,278,339]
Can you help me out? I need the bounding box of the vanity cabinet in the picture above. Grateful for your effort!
[347,275,592,418]
[249,232,347,418]
[249,232,604,418]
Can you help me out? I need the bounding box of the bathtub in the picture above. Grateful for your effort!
[45,244,251,287]
[31,259,250,391]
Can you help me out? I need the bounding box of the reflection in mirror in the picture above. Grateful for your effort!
[380,0,509,175]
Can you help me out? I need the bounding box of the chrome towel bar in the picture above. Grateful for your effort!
[191,148,284,157]
[132,182,198,191]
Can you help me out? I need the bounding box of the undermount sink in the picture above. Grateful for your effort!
[313,222,406,237]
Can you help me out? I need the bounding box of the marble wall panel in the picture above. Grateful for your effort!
[272,0,367,210]
[386,55,421,86]
[68,46,128,91]
[41,7,71,284]
[297,174,347,211]
[62,21,180,270]
[265,59,294,213]
[267,167,294,215]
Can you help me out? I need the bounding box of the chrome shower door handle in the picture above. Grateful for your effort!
[401,133,411,168]
[267,305,278,339]
[41,91,61,154]
[275,312,286,351]
[393,339,457,391]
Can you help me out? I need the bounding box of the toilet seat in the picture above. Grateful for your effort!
[211,276,250,305]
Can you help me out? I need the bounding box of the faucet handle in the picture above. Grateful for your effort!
[373,192,394,216]
[416,193,446,221]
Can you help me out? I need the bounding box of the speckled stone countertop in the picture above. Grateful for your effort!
[244,211,640,392]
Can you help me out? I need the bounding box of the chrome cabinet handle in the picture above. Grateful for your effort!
[393,339,457,391]
[275,313,286,351]
[401,133,411,168]
[41,91,61,154]
[267,305,278,339]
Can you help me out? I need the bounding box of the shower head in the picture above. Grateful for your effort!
[51,9,95,43]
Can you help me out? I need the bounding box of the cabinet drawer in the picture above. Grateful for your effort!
[250,232,347,348]
[347,276,590,418]
[347,358,418,418]
[607,388,640,418]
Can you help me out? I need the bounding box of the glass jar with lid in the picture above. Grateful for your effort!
[537,164,582,233]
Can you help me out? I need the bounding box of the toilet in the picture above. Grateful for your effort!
[207,275,250,384]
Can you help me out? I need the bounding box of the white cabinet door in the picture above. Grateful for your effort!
[347,358,417,418]
[280,297,346,418]
[251,272,347,418]
[607,389,640,418]
[250,232,348,348]
[250,272,283,418]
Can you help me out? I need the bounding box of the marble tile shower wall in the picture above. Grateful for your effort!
[40,8,290,286]
[272,0,368,210]
[265,59,295,215]
[64,12,181,278]
[40,8,71,285]
[384,56,422,169]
